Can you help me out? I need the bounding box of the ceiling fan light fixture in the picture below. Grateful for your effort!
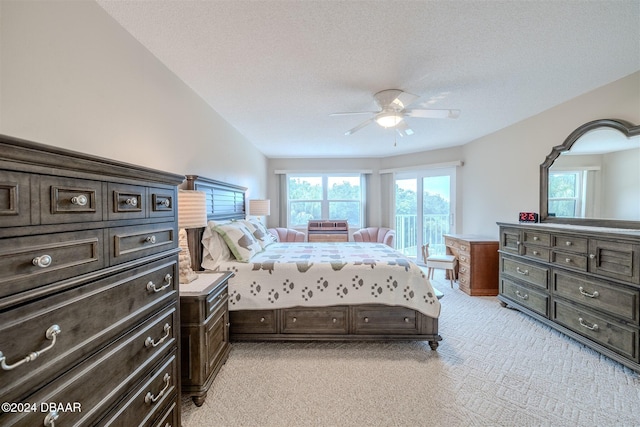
[375,112,404,128]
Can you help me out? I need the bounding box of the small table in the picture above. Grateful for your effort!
[180,271,233,406]
[444,234,499,296]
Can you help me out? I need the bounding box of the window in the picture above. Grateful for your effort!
[548,170,585,217]
[287,174,363,227]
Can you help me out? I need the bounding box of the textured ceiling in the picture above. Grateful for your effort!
[96,0,640,158]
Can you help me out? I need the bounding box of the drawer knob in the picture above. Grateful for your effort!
[292,317,297,323]
[460,245,467,251]
[565,241,572,246]
[364,317,369,323]
[460,267,467,273]
[332,318,337,323]
[404,317,409,323]
[260,317,265,323]
[578,287,600,299]
[532,250,539,256]
[516,267,529,276]
[516,241,521,246]
[146,235,157,244]
[578,317,599,331]
[125,197,138,207]
[515,290,529,300]
[589,253,596,259]
[145,373,171,404]
[460,256,467,262]
[32,254,53,268]
[0,324,61,371]
[146,274,172,293]
[565,258,572,263]
[158,199,171,207]
[71,195,88,206]
[533,236,539,241]
[43,411,59,427]
[145,323,171,348]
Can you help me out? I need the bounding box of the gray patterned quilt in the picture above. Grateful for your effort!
[216,242,441,318]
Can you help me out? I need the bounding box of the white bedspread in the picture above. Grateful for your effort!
[214,242,441,318]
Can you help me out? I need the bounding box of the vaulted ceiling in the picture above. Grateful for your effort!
[97,0,640,158]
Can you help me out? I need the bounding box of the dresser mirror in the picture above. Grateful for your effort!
[540,119,640,228]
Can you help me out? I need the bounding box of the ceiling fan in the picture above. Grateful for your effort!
[330,89,460,137]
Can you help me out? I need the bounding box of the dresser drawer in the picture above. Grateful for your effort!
[229,309,278,334]
[282,306,348,334]
[3,310,177,427]
[501,278,549,316]
[109,222,177,265]
[553,299,639,362]
[499,227,521,255]
[0,257,178,404]
[40,175,103,224]
[98,352,178,427]
[501,256,548,289]
[0,170,31,227]
[551,250,588,271]
[149,187,176,219]
[108,183,146,220]
[589,239,639,285]
[522,245,550,262]
[523,230,550,247]
[552,234,588,253]
[353,306,420,333]
[206,282,229,317]
[0,229,105,301]
[553,270,639,324]
[152,401,179,427]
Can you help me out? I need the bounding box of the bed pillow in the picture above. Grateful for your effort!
[242,219,277,249]
[213,221,263,262]
[201,221,232,270]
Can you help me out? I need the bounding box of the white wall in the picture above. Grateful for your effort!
[0,0,267,197]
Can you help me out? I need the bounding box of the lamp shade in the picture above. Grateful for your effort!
[178,190,207,229]
[249,199,271,216]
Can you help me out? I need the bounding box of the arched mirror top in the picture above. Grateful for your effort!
[540,119,640,229]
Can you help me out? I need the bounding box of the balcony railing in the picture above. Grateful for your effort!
[395,214,450,260]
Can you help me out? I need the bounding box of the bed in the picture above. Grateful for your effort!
[185,175,442,349]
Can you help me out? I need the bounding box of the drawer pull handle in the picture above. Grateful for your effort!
[260,317,265,323]
[578,317,599,331]
[158,199,171,207]
[578,287,600,298]
[0,324,61,371]
[515,290,529,300]
[146,235,157,244]
[145,373,171,404]
[146,274,173,293]
[44,411,59,427]
[32,254,53,268]
[516,267,529,275]
[565,241,572,246]
[145,323,171,348]
[70,195,88,206]
[125,198,138,207]
[364,317,369,323]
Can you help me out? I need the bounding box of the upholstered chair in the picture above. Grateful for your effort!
[422,243,457,288]
[268,227,306,242]
[352,227,395,247]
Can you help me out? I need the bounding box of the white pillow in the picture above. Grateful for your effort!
[213,221,263,262]
[201,221,232,270]
[242,219,277,249]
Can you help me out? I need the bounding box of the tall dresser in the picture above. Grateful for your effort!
[0,135,184,426]
[497,222,640,373]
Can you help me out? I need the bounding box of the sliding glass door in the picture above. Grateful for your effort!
[394,168,456,262]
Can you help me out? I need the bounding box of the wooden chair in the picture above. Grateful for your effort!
[422,243,457,288]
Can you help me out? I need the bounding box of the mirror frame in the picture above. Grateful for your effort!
[540,118,640,229]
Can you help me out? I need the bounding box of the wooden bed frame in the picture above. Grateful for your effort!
[185,175,441,349]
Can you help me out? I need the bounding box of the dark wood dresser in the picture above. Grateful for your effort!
[180,271,232,406]
[0,135,184,426]
[497,222,640,373]
[444,234,499,296]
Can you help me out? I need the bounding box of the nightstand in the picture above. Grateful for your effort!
[179,271,233,406]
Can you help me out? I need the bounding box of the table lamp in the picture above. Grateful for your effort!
[178,190,207,283]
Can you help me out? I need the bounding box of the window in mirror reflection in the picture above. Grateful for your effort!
[548,170,585,217]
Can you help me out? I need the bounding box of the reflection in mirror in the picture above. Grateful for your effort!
[541,119,640,228]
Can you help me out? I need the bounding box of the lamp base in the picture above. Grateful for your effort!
[179,228,198,284]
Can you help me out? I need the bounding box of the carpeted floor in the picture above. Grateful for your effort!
[181,271,640,427]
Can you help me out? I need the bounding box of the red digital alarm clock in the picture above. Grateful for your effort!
[519,212,539,223]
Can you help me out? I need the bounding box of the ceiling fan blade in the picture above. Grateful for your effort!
[406,109,461,119]
[329,111,377,116]
[344,118,375,136]
[374,89,419,110]
[394,91,419,109]
[395,121,414,137]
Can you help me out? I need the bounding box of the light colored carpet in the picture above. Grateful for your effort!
[181,271,640,427]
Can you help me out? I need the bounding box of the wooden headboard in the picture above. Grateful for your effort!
[184,174,247,271]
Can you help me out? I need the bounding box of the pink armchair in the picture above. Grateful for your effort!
[352,227,395,247]
[268,227,306,242]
